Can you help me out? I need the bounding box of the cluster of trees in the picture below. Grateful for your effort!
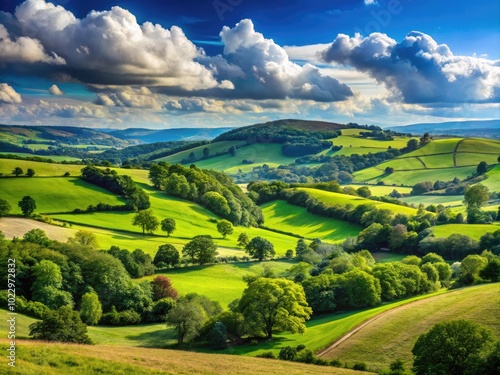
[81,166,150,210]
[179,144,243,164]
[148,162,263,226]
[11,167,35,177]
[281,137,333,157]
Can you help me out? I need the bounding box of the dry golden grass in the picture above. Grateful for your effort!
[2,340,373,375]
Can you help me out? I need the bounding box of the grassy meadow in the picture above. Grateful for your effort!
[298,188,418,216]
[432,223,500,240]
[261,200,361,242]
[320,283,500,372]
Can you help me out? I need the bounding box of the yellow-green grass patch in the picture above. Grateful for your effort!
[407,138,462,156]
[0,159,84,176]
[0,177,126,214]
[155,141,242,164]
[299,188,417,216]
[457,138,500,154]
[400,195,464,207]
[0,152,81,162]
[376,157,426,171]
[261,200,361,242]
[418,153,455,168]
[432,223,500,240]
[455,152,500,167]
[321,283,500,372]
[142,261,294,308]
[344,185,413,196]
[480,164,500,191]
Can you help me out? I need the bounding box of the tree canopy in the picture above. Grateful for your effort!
[245,236,275,261]
[132,209,159,235]
[182,236,218,265]
[18,196,36,217]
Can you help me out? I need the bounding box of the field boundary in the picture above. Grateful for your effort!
[453,138,466,167]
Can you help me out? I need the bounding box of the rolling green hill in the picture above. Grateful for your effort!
[353,138,500,186]
[261,200,362,241]
[0,177,126,214]
[298,188,418,216]
[319,283,500,372]
[432,223,500,240]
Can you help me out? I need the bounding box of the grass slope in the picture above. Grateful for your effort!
[320,283,500,372]
[299,188,417,216]
[400,195,464,207]
[155,141,242,164]
[261,200,361,242]
[0,340,370,375]
[432,223,500,240]
[0,152,81,162]
[142,261,295,308]
[0,177,126,214]
[344,185,413,196]
[353,138,500,186]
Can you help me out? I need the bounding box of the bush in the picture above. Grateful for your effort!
[100,307,141,325]
[256,351,276,359]
[353,362,368,371]
[278,346,297,361]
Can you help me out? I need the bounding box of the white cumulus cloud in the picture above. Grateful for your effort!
[319,31,500,104]
[0,83,22,104]
[48,84,63,95]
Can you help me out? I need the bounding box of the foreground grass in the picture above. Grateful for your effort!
[0,340,371,375]
[321,283,500,372]
[261,200,361,242]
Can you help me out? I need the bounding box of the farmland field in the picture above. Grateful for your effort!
[261,200,361,241]
[0,152,81,161]
[0,177,126,214]
[0,159,84,176]
[432,223,500,240]
[154,140,242,164]
[481,164,500,191]
[298,188,418,216]
[400,195,464,207]
[343,184,413,196]
[320,283,500,372]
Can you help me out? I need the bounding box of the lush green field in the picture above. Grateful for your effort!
[0,159,84,176]
[400,195,464,207]
[344,185,413,196]
[353,137,499,185]
[298,188,418,216]
[261,200,361,242]
[321,283,500,372]
[143,260,295,307]
[155,141,242,164]
[432,223,500,240]
[353,166,477,186]
[0,152,81,162]
[0,177,126,214]
[185,143,300,174]
[0,340,368,375]
[481,164,500,191]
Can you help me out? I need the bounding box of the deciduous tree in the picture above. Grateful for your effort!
[237,233,249,248]
[216,219,233,238]
[238,278,312,339]
[154,244,179,268]
[245,236,275,261]
[132,209,159,235]
[12,167,23,176]
[18,196,36,217]
[80,291,102,325]
[161,218,176,237]
[0,199,11,217]
[182,236,217,265]
[166,299,206,345]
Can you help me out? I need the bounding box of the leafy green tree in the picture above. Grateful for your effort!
[18,196,36,217]
[166,299,206,344]
[238,278,312,339]
[216,219,233,238]
[406,139,419,151]
[245,236,275,261]
[301,274,336,313]
[477,161,488,175]
[420,263,439,283]
[31,260,73,309]
[26,168,35,177]
[182,236,218,265]
[29,306,93,344]
[479,258,500,282]
[12,167,23,176]
[148,163,169,189]
[201,191,231,216]
[237,232,249,248]
[23,228,50,246]
[421,252,445,264]
[80,292,102,325]
[69,230,98,248]
[132,209,159,235]
[412,320,493,375]
[295,238,310,261]
[0,199,11,217]
[203,147,210,158]
[357,186,372,198]
[207,321,228,349]
[433,262,452,282]
[154,244,179,268]
[460,254,488,282]
[336,269,382,308]
[389,224,408,251]
[464,184,490,212]
[161,218,176,237]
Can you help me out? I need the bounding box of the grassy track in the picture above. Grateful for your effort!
[0,177,126,214]
[432,223,500,240]
[320,283,500,372]
[299,188,417,216]
[261,200,361,241]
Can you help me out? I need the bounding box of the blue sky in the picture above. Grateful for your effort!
[0,0,498,128]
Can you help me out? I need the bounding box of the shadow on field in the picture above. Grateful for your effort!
[126,327,176,348]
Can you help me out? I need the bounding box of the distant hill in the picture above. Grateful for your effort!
[387,120,500,138]
[108,127,234,143]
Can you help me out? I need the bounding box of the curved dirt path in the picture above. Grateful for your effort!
[316,296,436,358]
[0,217,76,241]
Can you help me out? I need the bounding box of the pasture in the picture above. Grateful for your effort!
[0,177,126,214]
[261,200,361,242]
[154,140,242,164]
[298,188,418,216]
[320,283,500,372]
[432,223,500,240]
[343,185,413,196]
